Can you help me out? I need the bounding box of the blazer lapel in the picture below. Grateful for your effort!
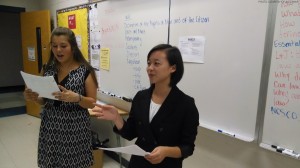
[150,86,179,125]
[138,87,159,143]
[140,90,151,124]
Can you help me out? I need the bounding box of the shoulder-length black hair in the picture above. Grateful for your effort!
[147,44,184,87]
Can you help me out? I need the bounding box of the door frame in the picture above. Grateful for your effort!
[21,10,51,118]
[0,5,25,13]
[0,5,25,92]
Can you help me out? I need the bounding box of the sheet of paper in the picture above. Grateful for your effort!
[27,47,35,61]
[98,145,150,156]
[20,71,60,100]
[100,48,110,71]
[178,36,206,63]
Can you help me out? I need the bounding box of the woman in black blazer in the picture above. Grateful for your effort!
[93,44,199,168]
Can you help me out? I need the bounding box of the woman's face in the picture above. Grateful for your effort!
[51,35,73,64]
[147,50,176,85]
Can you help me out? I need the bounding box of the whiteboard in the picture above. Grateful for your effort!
[90,0,269,141]
[260,2,300,154]
[169,0,268,141]
[91,0,169,99]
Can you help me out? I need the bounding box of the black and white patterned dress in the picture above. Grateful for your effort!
[38,64,93,168]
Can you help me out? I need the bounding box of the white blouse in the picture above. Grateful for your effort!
[149,100,161,122]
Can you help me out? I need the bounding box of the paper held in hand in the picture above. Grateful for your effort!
[98,144,150,156]
[20,71,60,100]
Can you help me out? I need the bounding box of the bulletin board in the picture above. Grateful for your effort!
[57,4,89,61]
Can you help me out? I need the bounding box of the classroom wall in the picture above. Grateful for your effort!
[0,0,40,88]
[0,12,23,87]
[0,0,40,11]
[6,0,300,167]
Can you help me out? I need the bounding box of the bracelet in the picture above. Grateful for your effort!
[78,93,82,103]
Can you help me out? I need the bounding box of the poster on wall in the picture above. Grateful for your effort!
[57,5,89,61]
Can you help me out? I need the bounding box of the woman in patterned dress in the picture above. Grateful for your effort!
[23,27,98,168]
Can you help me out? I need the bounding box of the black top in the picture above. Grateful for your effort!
[114,86,199,168]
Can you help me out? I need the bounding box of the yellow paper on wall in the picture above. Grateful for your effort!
[100,48,110,71]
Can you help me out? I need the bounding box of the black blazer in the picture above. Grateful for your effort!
[114,86,199,168]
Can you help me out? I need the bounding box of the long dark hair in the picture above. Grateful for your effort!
[43,27,98,87]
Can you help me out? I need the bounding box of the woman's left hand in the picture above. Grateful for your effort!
[52,85,80,102]
[145,146,167,164]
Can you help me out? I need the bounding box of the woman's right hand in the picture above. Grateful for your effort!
[23,88,39,102]
[92,104,119,121]
[92,104,124,129]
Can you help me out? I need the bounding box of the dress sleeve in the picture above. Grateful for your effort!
[84,69,90,80]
